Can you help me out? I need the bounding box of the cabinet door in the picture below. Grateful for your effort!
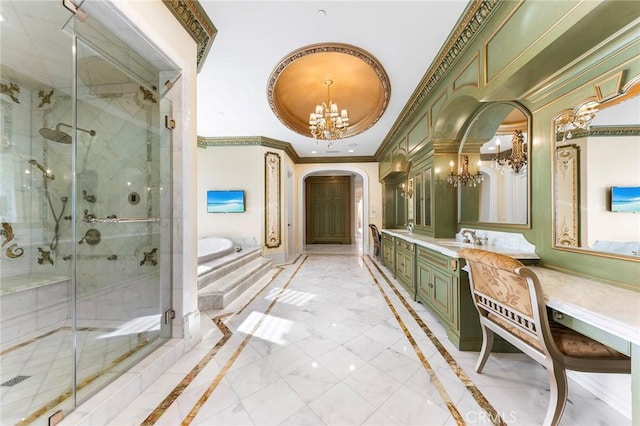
[431,268,454,323]
[395,249,414,297]
[416,261,432,303]
[424,167,432,227]
[382,235,394,270]
[414,172,423,226]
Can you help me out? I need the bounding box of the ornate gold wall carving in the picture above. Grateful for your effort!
[264,152,281,249]
[554,145,580,247]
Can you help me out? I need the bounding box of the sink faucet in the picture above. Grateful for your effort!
[407,223,414,235]
[461,229,476,244]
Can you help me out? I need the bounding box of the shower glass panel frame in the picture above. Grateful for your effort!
[0,1,177,423]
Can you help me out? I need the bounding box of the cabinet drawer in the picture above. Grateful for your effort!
[396,239,415,252]
[417,246,458,273]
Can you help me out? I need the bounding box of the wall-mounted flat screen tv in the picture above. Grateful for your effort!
[207,190,245,213]
[611,186,640,212]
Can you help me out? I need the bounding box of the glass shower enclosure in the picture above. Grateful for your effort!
[0,1,177,423]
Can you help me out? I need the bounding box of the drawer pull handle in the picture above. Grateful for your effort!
[553,311,564,321]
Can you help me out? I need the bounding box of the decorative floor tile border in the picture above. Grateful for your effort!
[365,255,507,426]
[141,256,298,425]
[362,258,465,424]
[181,256,308,425]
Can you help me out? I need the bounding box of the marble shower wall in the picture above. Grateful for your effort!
[1,79,163,322]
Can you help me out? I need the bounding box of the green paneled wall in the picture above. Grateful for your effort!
[377,0,640,288]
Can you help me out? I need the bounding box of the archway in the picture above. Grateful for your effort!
[297,166,371,256]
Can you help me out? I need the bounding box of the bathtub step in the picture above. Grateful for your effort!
[197,247,262,290]
[198,257,272,311]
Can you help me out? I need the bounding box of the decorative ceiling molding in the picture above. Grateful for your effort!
[197,136,377,164]
[162,0,217,72]
[267,42,391,138]
[376,0,500,158]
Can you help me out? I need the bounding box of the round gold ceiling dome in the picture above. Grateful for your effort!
[267,43,391,139]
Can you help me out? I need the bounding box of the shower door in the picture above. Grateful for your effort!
[0,1,175,422]
[70,34,173,404]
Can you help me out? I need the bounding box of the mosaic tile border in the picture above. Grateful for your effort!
[365,255,507,426]
[362,258,465,424]
[141,258,295,424]
[182,256,308,425]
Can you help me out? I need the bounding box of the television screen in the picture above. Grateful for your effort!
[207,190,245,213]
[611,186,640,212]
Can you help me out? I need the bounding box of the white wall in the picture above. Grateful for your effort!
[196,150,382,260]
[197,145,266,242]
[584,136,640,247]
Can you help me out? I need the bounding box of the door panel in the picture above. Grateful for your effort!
[305,176,351,244]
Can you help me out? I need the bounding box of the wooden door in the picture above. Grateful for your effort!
[305,176,351,244]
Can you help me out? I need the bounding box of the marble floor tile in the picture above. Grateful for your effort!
[66,248,630,426]
[241,379,306,425]
[280,404,325,426]
[343,362,403,407]
[282,360,340,402]
[316,345,368,380]
[379,384,453,425]
[308,382,377,425]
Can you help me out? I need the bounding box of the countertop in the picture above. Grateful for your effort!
[381,229,541,262]
[530,266,640,346]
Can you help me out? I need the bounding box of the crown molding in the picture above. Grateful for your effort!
[162,0,217,72]
[375,0,500,159]
[197,136,377,164]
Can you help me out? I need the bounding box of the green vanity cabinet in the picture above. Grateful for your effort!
[395,238,416,298]
[416,246,458,327]
[382,232,395,271]
[415,245,517,351]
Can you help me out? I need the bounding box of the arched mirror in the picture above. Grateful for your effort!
[455,101,531,226]
[552,80,640,260]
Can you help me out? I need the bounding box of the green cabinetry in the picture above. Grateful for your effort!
[395,238,416,298]
[414,244,516,351]
[416,246,479,349]
[382,232,395,271]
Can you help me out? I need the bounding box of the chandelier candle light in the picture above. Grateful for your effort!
[493,129,527,174]
[447,155,483,187]
[309,79,349,146]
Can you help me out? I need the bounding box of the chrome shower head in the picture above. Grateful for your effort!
[28,159,55,180]
[39,127,72,144]
[39,123,96,144]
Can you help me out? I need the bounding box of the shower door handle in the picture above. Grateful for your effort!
[83,217,161,223]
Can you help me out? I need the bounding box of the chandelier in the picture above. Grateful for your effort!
[308,79,349,146]
[493,129,527,174]
[555,101,599,141]
[447,155,483,187]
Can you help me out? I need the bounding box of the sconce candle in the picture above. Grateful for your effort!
[447,155,483,187]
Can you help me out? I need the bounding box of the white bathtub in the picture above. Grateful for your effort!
[197,237,234,263]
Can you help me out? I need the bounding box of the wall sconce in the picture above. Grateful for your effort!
[447,155,483,187]
[555,101,599,141]
[493,129,527,174]
[400,180,413,199]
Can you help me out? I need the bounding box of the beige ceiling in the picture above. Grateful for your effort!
[268,43,390,138]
